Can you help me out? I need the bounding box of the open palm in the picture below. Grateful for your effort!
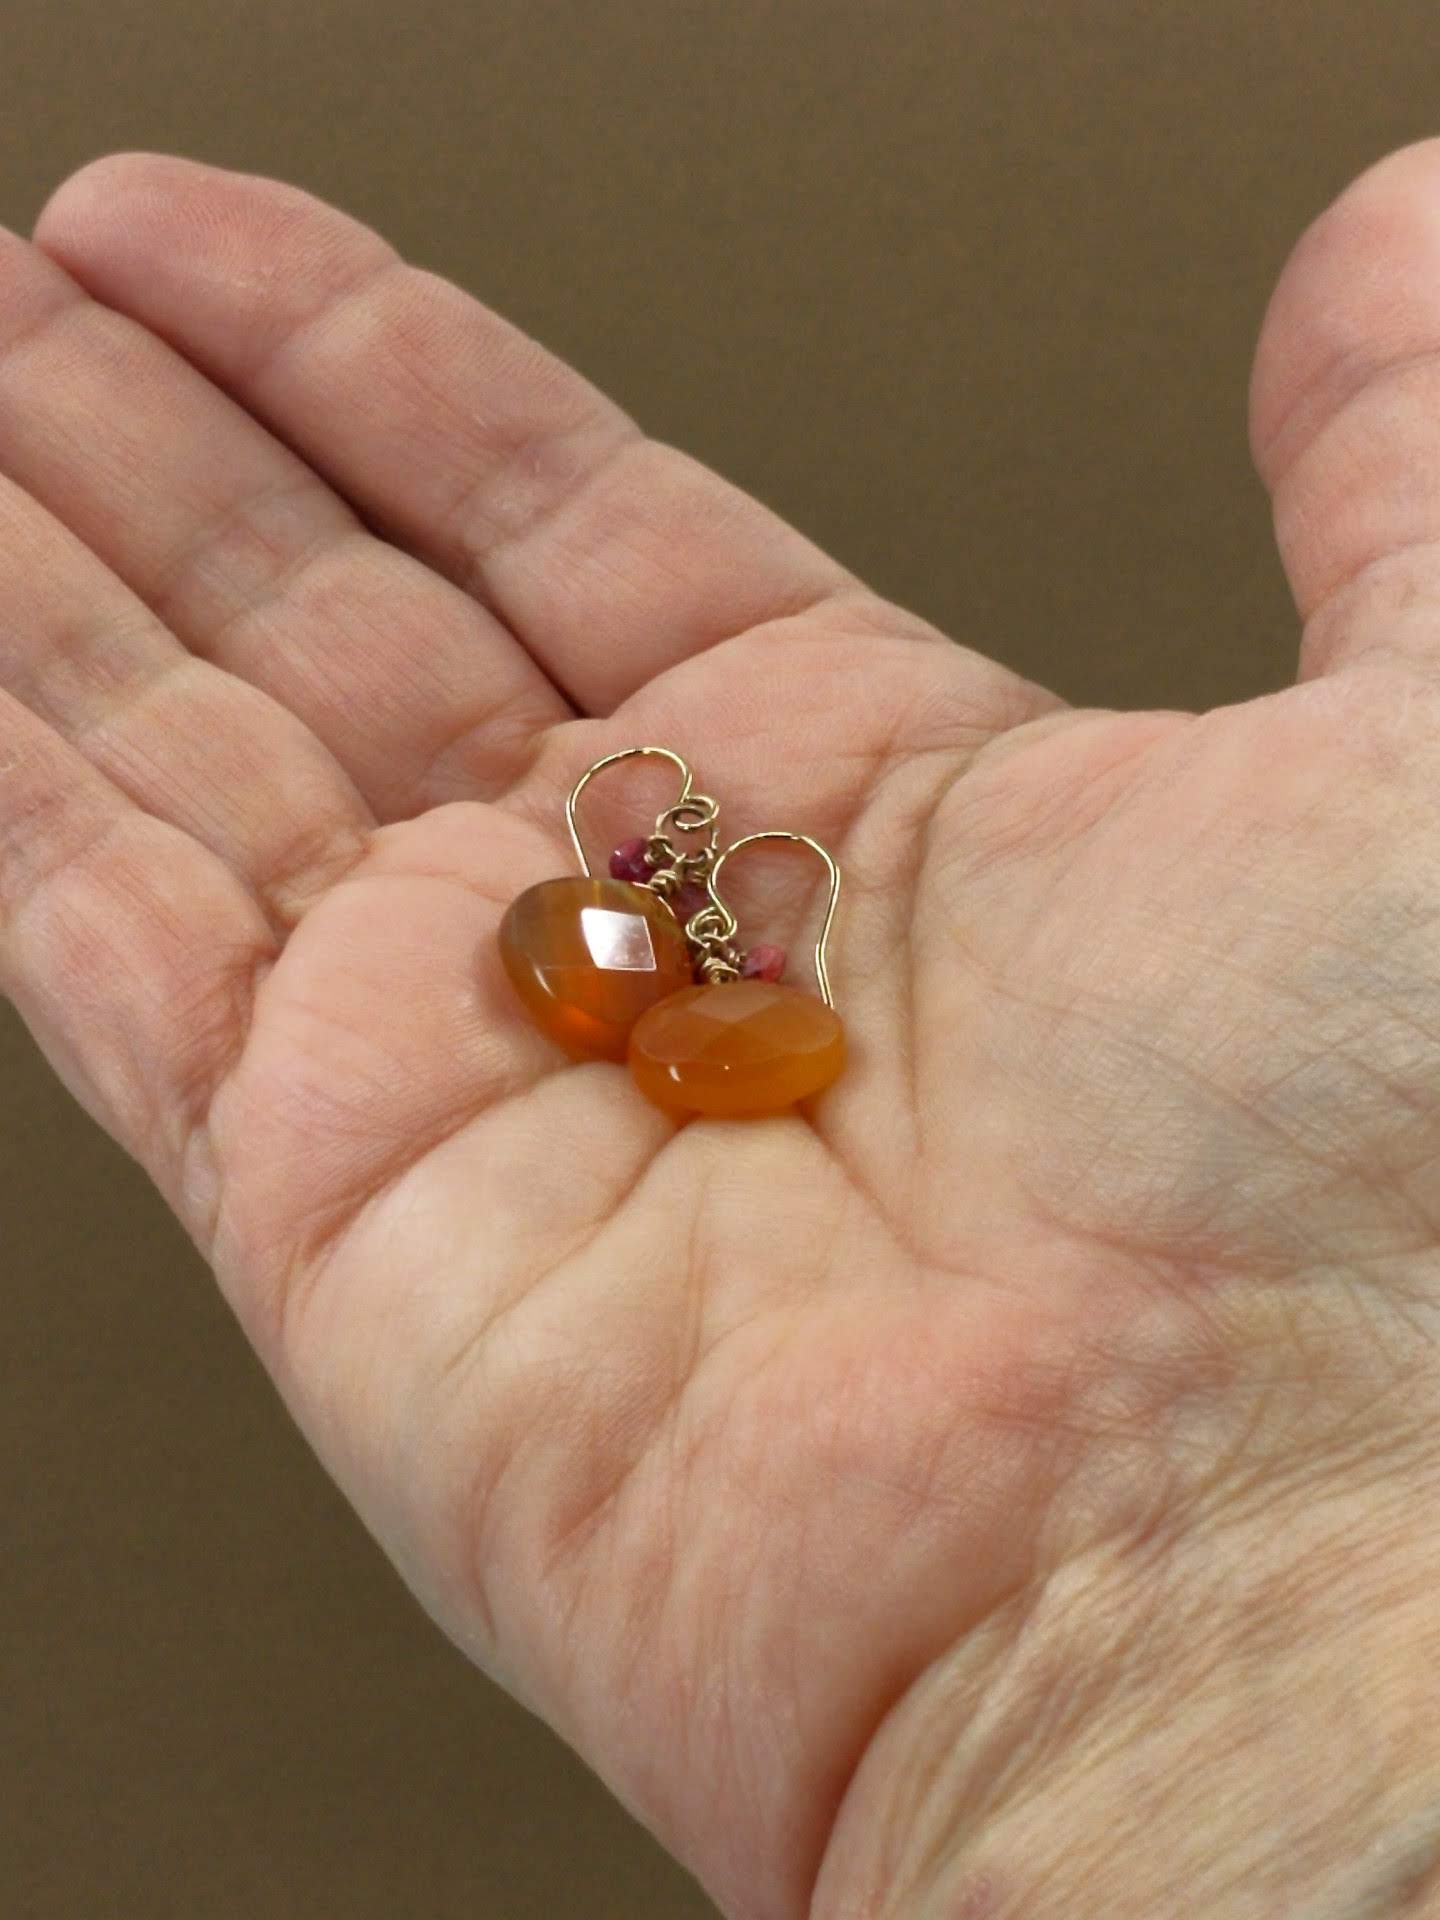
[9,145,1440,1920]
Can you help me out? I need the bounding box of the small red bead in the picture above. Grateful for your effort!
[668,880,711,928]
[608,836,653,885]
[741,943,786,983]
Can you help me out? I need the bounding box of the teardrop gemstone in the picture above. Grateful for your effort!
[499,876,694,1061]
[627,979,846,1116]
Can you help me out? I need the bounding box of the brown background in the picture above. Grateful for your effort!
[0,2,1434,1914]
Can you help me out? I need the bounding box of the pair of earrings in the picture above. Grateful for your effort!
[498,745,845,1117]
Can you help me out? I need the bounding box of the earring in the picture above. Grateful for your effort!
[498,746,846,1117]
[497,745,723,1061]
[627,829,845,1117]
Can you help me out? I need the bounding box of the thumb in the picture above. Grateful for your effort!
[1250,136,1440,683]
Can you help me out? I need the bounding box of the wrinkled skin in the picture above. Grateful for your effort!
[7,141,1440,1920]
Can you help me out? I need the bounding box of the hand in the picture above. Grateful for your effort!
[7,141,1440,1920]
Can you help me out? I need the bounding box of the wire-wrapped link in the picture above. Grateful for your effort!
[635,822,749,978]
[698,949,742,983]
[683,900,743,982]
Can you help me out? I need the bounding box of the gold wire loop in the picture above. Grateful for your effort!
[659,795,720,839]
[565,745,696,877]
[706,830,842,1009]
[654,794,722,875]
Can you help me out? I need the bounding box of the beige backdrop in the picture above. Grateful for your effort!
[1,2,1432,1914]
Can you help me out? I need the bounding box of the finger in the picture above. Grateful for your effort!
[1251,136,1440,681]
[0,225,567,821]
[0,680,273,1235]
[0,469,372,935]
[34,152,899,715]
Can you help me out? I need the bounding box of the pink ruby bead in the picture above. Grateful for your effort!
[608,836,653,885]
[669,880,711,927]
[741,943,786,983]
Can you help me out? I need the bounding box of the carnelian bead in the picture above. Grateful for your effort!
[627,979,845,1116]
[499,876,694,1061]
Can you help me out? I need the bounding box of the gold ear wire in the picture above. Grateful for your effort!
[707,830,841,1008]
[565,746,695,876]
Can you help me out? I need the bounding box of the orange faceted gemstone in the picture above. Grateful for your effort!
[628,979,846,1117]
[499,875,694,1061]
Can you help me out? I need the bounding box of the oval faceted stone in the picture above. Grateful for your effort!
[628,979,845,1116]
[499,876,694,1061]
